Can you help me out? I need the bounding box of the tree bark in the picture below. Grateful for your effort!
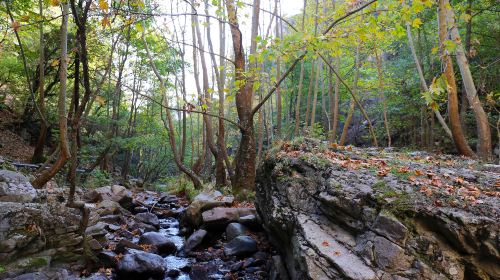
[32,2,70,188]
[406,22,452,138]
[226,0,259,197]
[32,0,47,164]
[143,33,203,189]
[444,0,491,159]
[438,0,475,157]
[339,46,360,146]
[375,50,391,147]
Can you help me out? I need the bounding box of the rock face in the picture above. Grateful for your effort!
[0,201,83,267]
[256,139,500,280]
[0,170,37,202]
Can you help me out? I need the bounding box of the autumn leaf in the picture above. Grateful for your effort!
[414,169,424,176]
[101,16,110,28]
[11,21,20,32]
[412,18,423,28]
[49,0,60,6]
[377,168,390,177]
[334,251,341,256]
[99,0,109,12]
[51,59,60,67]
[397,166,410,173]
[430,178,442,187]
[322,241,329,246]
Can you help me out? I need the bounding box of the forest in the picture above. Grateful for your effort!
[0,0,499,279]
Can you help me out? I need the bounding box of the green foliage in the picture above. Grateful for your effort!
[85,170,111,189]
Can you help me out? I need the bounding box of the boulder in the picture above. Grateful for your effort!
[255,139,500,280]
[116,249,166,280]
[84,185,133,210]
[225,223,248,241]
[138,232,176,255]
[115,239,144,254]
[201,207,256,228]
[135,212,159,228]
[184,229,207,253]
[183,190,234,227]
[224,235,258,257]
[0,170,37,202]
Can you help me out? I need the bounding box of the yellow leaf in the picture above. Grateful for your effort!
[49,0,60,6]
[95,96,106,106]
[51,59,60,67]
[412,18,423,28]
[431,47,439,54]
[101,16,110,27]
[135,23,143,33]
[99,0,109,12]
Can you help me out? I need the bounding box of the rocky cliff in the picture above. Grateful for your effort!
[256,139,499,280]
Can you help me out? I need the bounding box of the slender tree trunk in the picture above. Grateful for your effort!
[406,22,453,138]
[329,57,340,142]
[438,0,475,157]
[444,0,491,159]
[310,61,322,127]
[32,0,47,164]
[32,2,70,188]
[460,0,472,118]
[143,34,203,189]
[275,2,282,137]
[205,0,230,185]
[294,0,308,136]
[339,46,360,146]
[304,62,315,130]
[375,50,391,147]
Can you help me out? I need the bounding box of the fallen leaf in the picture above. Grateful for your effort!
[11,21,20,32]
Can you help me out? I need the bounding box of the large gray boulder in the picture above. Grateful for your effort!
[224,235,258,257]
[0,170,37,202]
[256,139,500,280]
[183,190,234,227]
[84,185,133,210]
[184,229,207,253]
[138,232,176,255]
[116,249,166,280]
[201,207,256,228]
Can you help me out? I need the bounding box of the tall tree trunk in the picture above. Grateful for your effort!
[444,0,492,159]
[32,0,47,164]
[204,0,230,185]
[460,0,472,118]
[226,0,259,197]
[275,1,282,137]
[310,61,322,127]
[329,57,340,142]
[32,2,70,188]
[294,0,308,136]
[438,0,475,157]
[375,50,391,147]
[304,62,315,130]
[406,22,453,138]
[339,46,360,146]
[143,34,203,189]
